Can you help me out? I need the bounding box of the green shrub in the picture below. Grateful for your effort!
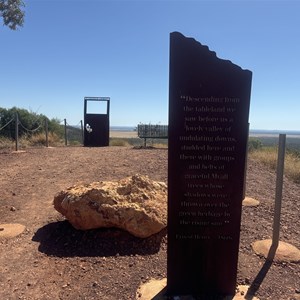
[248,137,262,152]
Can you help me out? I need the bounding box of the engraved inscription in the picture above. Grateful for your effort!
[176,94,242,240]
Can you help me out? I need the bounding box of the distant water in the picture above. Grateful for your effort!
[110,127,300,135]
[110,126,136,132]
[250,129,300,137]
[74,125,300,136]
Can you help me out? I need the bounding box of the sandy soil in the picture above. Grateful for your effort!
[0,146,299,300]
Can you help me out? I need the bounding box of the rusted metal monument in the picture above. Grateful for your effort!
[167,32,252,298]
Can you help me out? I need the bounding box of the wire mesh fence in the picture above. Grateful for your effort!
[64,119,84,146]
[137,124,168,147]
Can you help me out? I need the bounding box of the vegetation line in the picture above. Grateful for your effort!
[1,107,299,184]
[248,138,300,184]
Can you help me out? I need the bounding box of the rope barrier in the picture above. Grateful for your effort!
[65,120,82,129]
[18,119,43,133]
[1,117,82,133]
[66,120,82,129]
[0,118,14,131]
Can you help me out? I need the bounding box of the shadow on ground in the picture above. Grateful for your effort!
[32,220,166,257]
[246,243,277,299]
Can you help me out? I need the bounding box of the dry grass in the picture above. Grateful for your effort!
[22,133,62,147]
[152,142,168,149]
[23,133,63,147]
[0,133,64,149]
[249,147,300,184]
[0,136,14,150]
[285,151,300,183]
[249,147,278,169]
[109,138,131,147]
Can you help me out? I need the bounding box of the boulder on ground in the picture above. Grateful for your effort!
[53,174,167,238]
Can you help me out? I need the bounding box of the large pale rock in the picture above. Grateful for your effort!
[53,174,167,238]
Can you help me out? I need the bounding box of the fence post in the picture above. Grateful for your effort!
[15,112,19,151]
[272,134,286,248]
[64,119,67,146]
[45,118,49,147]
[80,120,84,145]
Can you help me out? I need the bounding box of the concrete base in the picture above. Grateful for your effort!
[136,279,259,300]
[293,293,300,300]
[0,223,26,238]
[136,278,167,300]
[242,197,260,207]
[252,239,300,262]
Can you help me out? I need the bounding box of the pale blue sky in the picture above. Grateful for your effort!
[1,0,299,130]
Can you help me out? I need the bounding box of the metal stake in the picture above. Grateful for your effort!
[64,119,67,146]
[80,120,84,145]
[272,134,286,248]
[15,112,19,151]
[45,118,49,147]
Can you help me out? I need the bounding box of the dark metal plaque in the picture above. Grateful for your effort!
[167,32,252,298]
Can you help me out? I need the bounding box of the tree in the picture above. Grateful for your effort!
[0,0,25,30]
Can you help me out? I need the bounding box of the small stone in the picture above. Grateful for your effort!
[252,239,300,263]
[0,223,26,238]
[10,206,16,211]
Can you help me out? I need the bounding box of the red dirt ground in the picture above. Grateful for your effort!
[0,146,299,299]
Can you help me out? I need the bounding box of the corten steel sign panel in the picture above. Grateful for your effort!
[167,32,252,297]
[84,97,110,147]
